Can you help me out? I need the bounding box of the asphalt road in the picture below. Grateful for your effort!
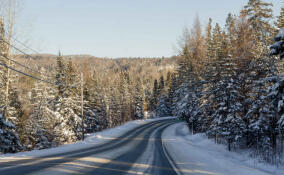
[0,119,180,175]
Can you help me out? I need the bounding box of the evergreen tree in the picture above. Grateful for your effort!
[108,87,122,127]
[244,0,274,55]
[0,18,22,152]
[84,69,108,133]
[206,18,214,59]
[24,68,54,150]
[275,8,284,31]
[270,28,284,59]
[52,54,81,145]
[119,71,132,122]
[150,79,159,112]
[225,13,236,58]
[156,92,171,117]
[0,113,21,153]
[158,75,165,96]
[212,23,223,60]
[133,78,144,119]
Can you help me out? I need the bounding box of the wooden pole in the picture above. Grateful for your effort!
[81,72,84,140]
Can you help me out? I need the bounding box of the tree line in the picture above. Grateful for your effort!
[150,0,284,164]
[0,18,175,152]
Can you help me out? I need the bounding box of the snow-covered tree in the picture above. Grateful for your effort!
[84,70,108,133]
[0,113,21,153]
[275,8,284,31]
[21,67,54,150]
[119,71,132,122]
[270,28,284,59]
[212,23,223,60]
[225,13,237,58]
[133,78,144,119]
[52,55,82,145]
[206,18,214,59]
[156,92,171,117]
[149,79,159,112]
[244,0,274,56]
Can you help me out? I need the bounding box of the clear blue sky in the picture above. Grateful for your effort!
[18,0,282,58]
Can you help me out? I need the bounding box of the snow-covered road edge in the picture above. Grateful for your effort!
[162,122,284,175]
[0,117,175,159]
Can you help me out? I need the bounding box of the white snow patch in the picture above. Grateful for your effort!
[162,122,284,175]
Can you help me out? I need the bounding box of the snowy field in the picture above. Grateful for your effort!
[162,122,284,175]
[0,117,174,159]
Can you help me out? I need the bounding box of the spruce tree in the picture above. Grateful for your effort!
[244,0,274,55]
[119,71,132,122]
[25,68,53,150]
[275,8,284,31]
[150,79,159,112]
[158,75,165,96]
[133,78,144,119]
[225,13,236,58]
[0,113,22,153]
[206,18,214,59]
[52,54,81,145]
[212,23,223,60]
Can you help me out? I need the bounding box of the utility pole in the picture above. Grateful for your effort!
[4,9,14,119]
[81,72,84,141]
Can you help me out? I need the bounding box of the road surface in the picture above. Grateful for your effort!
[0,119,180,175]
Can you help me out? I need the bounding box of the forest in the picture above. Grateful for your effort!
[0,0,284,166]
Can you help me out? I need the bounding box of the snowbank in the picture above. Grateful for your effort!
[0,117,175,159]
[162,122,284,175]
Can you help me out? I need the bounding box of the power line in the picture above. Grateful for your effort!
[0,39,53,78]
[1,53,43,75]
[0,60,55,85]
[1,39,44,63]
[11,36,41,55]
[0,55,79,89]
[0,40,80,89]
[3,30,41,55]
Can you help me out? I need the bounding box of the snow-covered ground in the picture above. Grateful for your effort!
[2,118,283,175]
[0,117,173,159]
[162,122,284,175]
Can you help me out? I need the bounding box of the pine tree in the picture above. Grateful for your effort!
[225,13,236,58]
[206,18,214,59]
[133,78,144,119]
[275,8,284,31]
[84,69,108,133]
[158,75,165,96]
[150,79,159,112]
[24,69,53,150]
[168,74,177,115]
[270,28,284,59]
[0,113,21,153]
[244,0,274,55]
[165,71,172,87]
[55,52,66,100]
[212,23,223,60]
[108,87,122,127]
[156,92,171,117]
[52,54,81,145]
[119,71,132,122]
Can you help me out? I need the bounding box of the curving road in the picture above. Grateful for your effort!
[0,119,180,175]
